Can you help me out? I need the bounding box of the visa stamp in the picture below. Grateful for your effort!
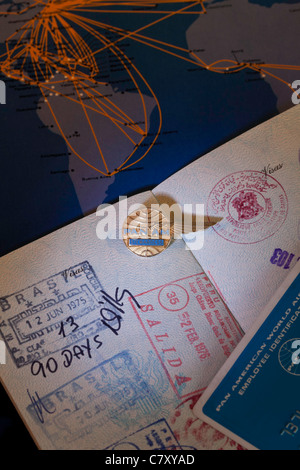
[207,170,288,244]
[129,273,243,400]
[0,261,108,368]
[106,418,181,450]
[27,350,169,449]
[169,395,244,450]
[123,207,172,257]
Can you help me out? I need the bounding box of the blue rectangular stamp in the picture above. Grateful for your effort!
[194,265,300,450]
[106,418,181,451]
[26,350,170,449]
[0,261,107,367]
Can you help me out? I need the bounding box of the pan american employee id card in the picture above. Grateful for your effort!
[194,264,300,450]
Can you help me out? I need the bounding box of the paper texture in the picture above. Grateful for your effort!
[0,106,299,450]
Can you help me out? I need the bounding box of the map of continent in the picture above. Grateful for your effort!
[0,0,299,256]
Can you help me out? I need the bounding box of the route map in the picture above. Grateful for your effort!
[0,0,299,256]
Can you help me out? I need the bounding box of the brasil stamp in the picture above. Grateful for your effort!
[0,261,108,368]
[207,171,288,244]
[129,273,243,400]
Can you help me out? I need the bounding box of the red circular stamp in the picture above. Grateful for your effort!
[207,171,288,244]
[158,284,189,312]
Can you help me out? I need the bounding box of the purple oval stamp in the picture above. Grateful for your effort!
[207,170,288,244]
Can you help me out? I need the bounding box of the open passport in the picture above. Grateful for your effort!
[0,105,299,450]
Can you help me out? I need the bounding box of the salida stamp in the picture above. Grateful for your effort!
[27,350,168,449]
[207,171,288,244]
